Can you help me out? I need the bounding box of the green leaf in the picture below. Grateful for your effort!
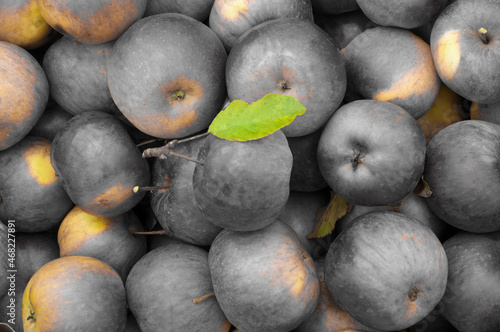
[308,191,353,239]
[414,176,432,198]
[208,93,306,141]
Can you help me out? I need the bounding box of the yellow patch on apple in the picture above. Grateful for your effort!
[434,30,461,81]
[23,140,57,186]
[219,0,249,21]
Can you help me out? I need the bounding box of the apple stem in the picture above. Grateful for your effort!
[136,138,166,147]
[193,291,215,304]
[133,185,170,193]
[479,27,489,44]
[131,230,168,235]
[142,132,209,164]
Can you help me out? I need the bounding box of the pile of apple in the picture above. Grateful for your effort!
[0,0,499,331]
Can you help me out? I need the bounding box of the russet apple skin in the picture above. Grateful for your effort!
[50,111,150,217]
[107,13,227,139]
[325,211,448,331]
[22,256,127,332]
[317,99,426,207]
[126,242,230,332]
[208,220,320,332]
[0,0,55,50]
[440,231,500,332]
[424,120,500,233]
[36,0,147,44]
[209,0,314,51]
[42,37,115,116]
[355,0,447,29]
[0,136,74,232]
[0,41,48,151]
[342,26,440,119]
[430,0,500,104]
[150,136,223,246]
[226,18,347,137]
[193,131,292,232]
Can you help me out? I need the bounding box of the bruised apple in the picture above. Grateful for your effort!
[0,137,74,232]
[50,111,150,217]
[0,41,49,151]
[36,0,147,44]
[342,26,440,119]
[208,220,320,332]
[108,13,227,139]
[325,211,448,331]
[22,256,127,332]
[0,0,54,50]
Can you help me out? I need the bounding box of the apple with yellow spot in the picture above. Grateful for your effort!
[58,206,147,282]
[50,111,150,217]
[0,0,55,50]
[208,219,320,331]
[470,101,500,125]
[0,136,73,232]
[36,0,147,44]
[107,13,227,139]
[342,26,441,119]
[430,0,500,104]
[417,83,468,144]
[209,0,314,51]
[22,256,127,332]
[324,211,448,331]
[0,41,49,151]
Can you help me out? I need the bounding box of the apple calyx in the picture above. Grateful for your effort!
[277,79,292,91]
[479,27,489,44]
[351,146,365,171]
[171,90,186,101]
[193,291,215,304]
[27,309,36,322]
[408,285,420,302]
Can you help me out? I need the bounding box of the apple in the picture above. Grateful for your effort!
[144,0,214,22]
[226,18,347,137]
[314,9,376,50]
[58,206,147,282]
[126,242,231,332]
[0,136,74,232]
[50,111,151,217]
[0,0,55,50]
[107,13,227,139]
[208,0,314,51]
[28,101,73,141]
[417,83,468,144]
[0,41,48,151]
[36,0,147,44]
[286,126,329,192]
[277,190,330,259]
[150,135,223,246]
[355,0,447,29]
[208,220,320,331]
[193,131,292,232]
[42,36,115,115]
[470,101,500,125]
[439,230,500,332]
[430,0,500,104]
[341,26,441,119]
[317,99,426,206]
[325,211,448,331]
[423,120,500,233]
[22,256,127,331]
